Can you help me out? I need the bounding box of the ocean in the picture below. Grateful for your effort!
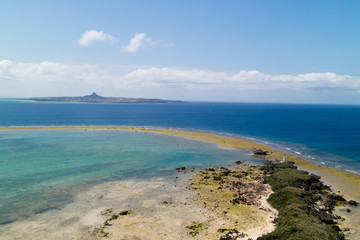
[1,100,360,172]
[0,100,360,238]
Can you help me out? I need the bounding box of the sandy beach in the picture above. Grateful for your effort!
[1,126,359,239]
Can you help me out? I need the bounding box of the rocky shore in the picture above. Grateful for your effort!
[89,159,356,240]
[90,164,277,240]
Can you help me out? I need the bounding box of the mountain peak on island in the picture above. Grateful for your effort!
[84,92,104,99]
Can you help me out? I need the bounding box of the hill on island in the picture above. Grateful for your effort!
[22,92,182,104]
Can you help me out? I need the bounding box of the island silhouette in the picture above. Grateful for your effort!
[23,92,182,104]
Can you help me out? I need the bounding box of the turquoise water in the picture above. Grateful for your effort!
[0,129,260,225]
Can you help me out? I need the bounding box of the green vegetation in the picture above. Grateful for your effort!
[258,161,346,240]
[119,210,134,215]
[94,209,135,237]
[186,221,207,236]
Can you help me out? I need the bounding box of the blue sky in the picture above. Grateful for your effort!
[1,0,360,103]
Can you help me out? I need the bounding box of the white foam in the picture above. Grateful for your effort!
[345,169,360,175]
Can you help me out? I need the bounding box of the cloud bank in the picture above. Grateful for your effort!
[78,30,116,46]
[120,68,358,91]
[1,60,359,100]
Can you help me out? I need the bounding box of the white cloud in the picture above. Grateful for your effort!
[122,33,155,52]
[122,33,174,53]
[1,60,359,99]
[120,68,358,91]
[0,60,14,80]
[120,67,227,87]
[78,30,116,46]
[227,70,356,90]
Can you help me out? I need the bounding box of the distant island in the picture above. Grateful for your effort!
[22,92,182,104]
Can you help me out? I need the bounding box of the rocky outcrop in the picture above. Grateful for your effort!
[253,149,269,156]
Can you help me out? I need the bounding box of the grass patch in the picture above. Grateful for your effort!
[186,221,207,236]
[258,161,346,240]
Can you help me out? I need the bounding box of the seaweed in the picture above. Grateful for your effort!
[186,221,207,236]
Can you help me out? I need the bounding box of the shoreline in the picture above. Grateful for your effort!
[1,125,359,200]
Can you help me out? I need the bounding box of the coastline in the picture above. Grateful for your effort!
[1,125,359,238]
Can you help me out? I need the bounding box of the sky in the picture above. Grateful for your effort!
[1,0,360,104]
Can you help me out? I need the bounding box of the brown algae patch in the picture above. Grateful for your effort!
[188,165,277,239]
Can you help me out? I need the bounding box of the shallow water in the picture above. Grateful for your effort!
[0,129,261,233]
[0,177,188,240]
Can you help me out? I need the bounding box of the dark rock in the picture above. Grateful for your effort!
[318,211,335,224]
[338,232,345,240]
[253,149,269,155]
[329,193,346,202]
[119,210,133,215]
[235,161,242,165]
[332,225,341,231]
[219,229,247,240]
[348,200,358,206]
[103,221,112,226]
[222,170,231,176]
[176,166,186,172]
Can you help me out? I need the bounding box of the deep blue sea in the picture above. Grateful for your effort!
[0,100,360,238]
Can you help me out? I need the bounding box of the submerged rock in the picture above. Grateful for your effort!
[176,166,187,172]
[253,149,269,156]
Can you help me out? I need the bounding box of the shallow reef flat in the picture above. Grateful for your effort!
[1,126,359,239]
[89,165,278,240]
[90,162,355,240]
